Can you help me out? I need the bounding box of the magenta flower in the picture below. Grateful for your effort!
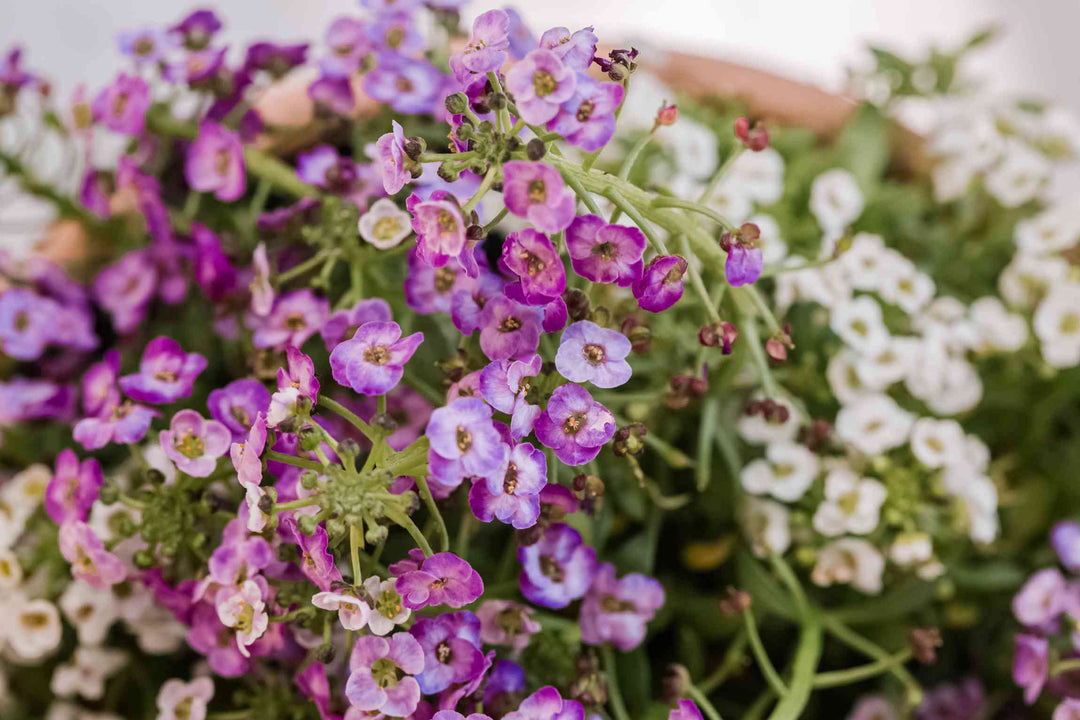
[479,354,542,440]
[44,449,102,526]
[120,337,207,404]
[208,379,270,443]
[73,399,159,450]
[409,192,468,269]
[59,521,126,589]
[726,245,764,287]
[501,229,566,304]
[555,321,632,388]
[185,121,246,202]
[308,74,355,114]
[0,288,54,360]
[566,214,646,287]
[376,120,412,195]
[503,685,585,720]
[280,516,342,592]
[501,161,576,234]
[160,409,231,477]
[539,26,598,73]
[320,17,370,76]
[504,49,576,125]
[426,398,506,478]
[580,563,665,651]
[450,9,510,80]
[206,533,272,587]
[669,700,704,720]
[192,223,238,302]
[469,441,546,529]
[244,41,309,77]
[92,249,158,334]
[479,295,542,362]
[329,321,423,396]
[634,255,687,313]
[549,74,624,152]
[81,350,121,417]
[364,55,443,115]
[1056,700,1080,720]
[1014,634,1049,705]
[187,602,251,677]
[434,713,494,720]
[452,272,505,335]
[346,633,425,718]
[396,552,484,610]
[534,383,615,466]
[170,9,222,50]
[410,612,485,694]
[250,289,329,349]
[230,411,267,490]
[406,249,474,315]
[321,297,394,350]
[477,600,541,652]
[92,73,150,135]
[518,523,597,609]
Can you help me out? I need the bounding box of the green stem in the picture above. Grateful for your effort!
[605,188,670,254]
[483,205,509,232]
[681,235,722,324]
[698,628,749,693]
[350,521,363,585]
[687,685,724,720]
[275,249,339,286]
[386,508,434,557]
[766,613,822,720]
[265,450,323,473]
[653,194,736,233]
[462,165,498,215]
[698,144,744,204]
[1054,658,1080,677]
[612,412,694,468]
[318,396,375,441]
[813,648,913,688]
[601,645,632,720]
[742,608,788,697]
[561,171,603,216]
[414,473,450,553]
[272,496,322,514]
[419,150,476,163]
[769,554,809,620]
[246,178,273,238]
[821,615,922,707]
[742,317,782,400]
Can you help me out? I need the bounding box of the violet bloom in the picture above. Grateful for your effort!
[117,27,173,64]
[230,411,267,490]
[450,9,510,80]
[192,224,238,302]
[410,612,485,694]
[365,11,424,55]
[409,192,468,269]
[160,410,231,477]
[346,633,425,718]
[534,383,615,466]
[452,272,505,335]
[1013,568,1067,627]
[549,74,624,152]
[479,295,542,362]
[170,9,222,50]
[59,521,126,589]
[669,700,704,720]
[555,321,632,388]
[244,41,309,77]
[634,255,688,313]
[320,17,369,76]
[396,552,484,610]
[250,290,329,349]
[479,354,542,440]
[1014,634,1049,705]
[482,660,527,716]
[504,49,576,125]
[364,54,443,115]
[329,321,423,396]
[45,449,102,526]
[505,8,536,60]
[477,600,541,652]
[434,713,494,720]
[93,249,158,334]
[726,245,764,287]
[268,346,321,427]
[93,73,150,135]
[566,214,646,287]
[281,516,342,592]
[73,399,159,450]
[406,249,474,315]
[501,229,566,304]
[186,121,246,202]
[215,580,269,657]
[0,288,54,360]
[579,563,665,651]
[187,602,251,677]
[297,145,379,204]
[469,442,546,529]
[321,297,394,350]
[120,337,207,404]
[426,398,506,477]
[376,120,412,195]
[81,350,121,417]
[209,379,271,443]
[206,533,272,587]
[295,663,336,720]
[518,523,597,609]
[1053,521,1080,571]
[539,26,598,73]
[308,74,355,115]
[501,161,576,234]
[503,686,585,720]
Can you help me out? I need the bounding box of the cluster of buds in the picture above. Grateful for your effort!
[611,423,647,457]
[744,398,790,425]
[734,116,770,151]
[619,317,652,354]
[765,323,794,362]
[699,319,738,354]
[720,222,761,256]
[592,47,638,82]
[569,651,609,707]
[666,368,708,409]
[572,473,605,513]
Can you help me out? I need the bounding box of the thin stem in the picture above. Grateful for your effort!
[246,178,272,239]
[687,685,724,720]
[601,645,632,720]
[606,188,670,255]
[265,450,323,473]
[822,615,923,707]
[419,150,476,163]
[742,608,788,697]
[487,71,513,135]
[769,554,809,620]
[414,474,450,553]
[275,249,339,286]
[1054,658,1080,677]
[812,648,913,688]
[462,165,497,216]
[386,508,434,557]
[318,396,375,441]
[272,496,322,514]
[680,235,722,324]
[117,493,146,511]
[561,171,603,215]
[742,317,782,400]
[483,205,509,232]
[350,522,363,585]
[612,412,694,468]
[652,195,737,234]
[698,628,749,693]
[698,144,744,204]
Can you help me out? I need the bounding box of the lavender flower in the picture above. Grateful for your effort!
[669,700,704,720]
[406,249,474,315]
[230,411,267,490]
[93,73,150,135]
[479,354,542,440]
[282,517,341,592]
[579,563,665,650]
[59,521,126,589]
[396,552,484,610]
[477,600,541,652]
[73,399,159,450]
[501,161,576,234]
[503,685,585,720]
[92,249,158,334]
[452,272,505,335]
[534,383,615,465]
[426,398,506,478]
[170,9,222,50]
[409,192,468,269]
[345,633,425,718]
[518,523,597,609]
[539,26,599,72]
[1013,567,1067,627]
[81,350,121,417]
[634,255,688,313]
[376,120,412,195]
[501,229,566,304]
[320,17,369,76]
[0,288,54,360]
[160,410,231,477]
[469,441,547,529]
[44,449,102,526]
[250,290,329,349]
[1014,634,1049,704]
[186,603,250,677]
[479,295,542,361]
[364,54,443,115]
[185,121,246,202]
[504,49,576,125]
[410,612,485,694]
[566,214,646,287]
[1053,521,1080,571]
[450,9,510,81]
[308,74,355,114]
[192,224,238,302]
[726,244,764,287]
[120,337,207,404]
[321,297,394,350]
[208,379,271,443]
[329,321,423,396]
[555,321,633,388]
[549,74,624,152]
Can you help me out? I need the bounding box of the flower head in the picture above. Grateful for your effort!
[120,337,208,404]
[365,575,412,635]
[410,192,469,268]
[634,255,687,312]
[185,121,246,201]
[505,49,577,125]
[502,161,576,233]
[503,685,585,720]
[555,321,633,388]
[452,9,510,80]
[426,397,506,477]
[215,580,268,657]
[518,523,597,608]
[346,633,425,718]
[580,563,665,651]
[1014,634,1049,705]
[501,228,566,304]
[59,521,126,589]
[93,73,150,135]
[330,321,423,396]
[208,378,271,443]
[549,74,624,152]
[534,383,615,466]
[156,677,214,720]
[160,409,231,477]
[469,441,547,529]
[360,197,413,250]
[567,214,646,287]
[376,121,412,195]
[44,449,102,526]
[479,295,542,361]
[396,552,484,610]
[410,611,485,694]
[250,289,329,349]
[479,355,542,440]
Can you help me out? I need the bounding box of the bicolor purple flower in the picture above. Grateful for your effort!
[452,272,505,335]
[634,255,687,313]
[170,9,222,50]
[549,74,624,152]
[469,441,546,529]
[450,9,510,81]
[209,379,270,443]
[726,244,764,287]
[160,409,231,477]
[186,121,246,202]
[268,346,321,427]
[244,41,309,77]
[73,399,158,450]
[669,700,704,720]
[479,295,542,362]
[396,552,484,610]
[45,449,102,526]
[501,229,566,304]
[230,411,267,490]
[566,214,646,287]
[59,521,126,589]
[409,192,468,269]
[477,600,541,652]
[308,74,355,114]
[320,17,369,76]
[321,297,394,350]
[479,354,542,440]
[501,161,576,234]
[1013,567,1067,627]
[406,249,474,315]
[120,337,207,404]
[518,523,597,609]
[0,288,54,360]
[364,54,443,115]
[330,321,423,396]
[556,321,632,388]
[206,533,272,588]
[579,563,665,651]
[410,612,485,694]
[503,686,585,720]
[93,73,150,135]
[92,249,158,334]
[539,26,599,73]
[427,398,506,478]
[376,120,412,195]
[215,580,268,657]
[346,633,425,718]
[250,290,329,349]
[1014,634,1049,705]
[534,383,615,466]
[504,49,576,125]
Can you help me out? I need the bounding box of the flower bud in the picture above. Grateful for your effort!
[276,414,301,435]
[327,517,346,538]
[654,103,678,129]
[366,523,388,545]
[437,162,461,183]
[146,468,165,484]
[589,306,611,327]
[297,514,319,536]
[612,424,647,457]
[455,122,475,141]
[734,116,770,151]
[717,586,752,616]
[98,483,120,505]
[372,412,399,434]
[909,627,942,664]
[490,92,507,110]
[445,92,469,115]
[258,493,275,515]
[662,664,691,704]
[338,439,360,460]
[316,644,336,664]
[466,224,485,242]
[526,138,547,161]
[133,549,156,569]
[298,425,323,451]
[403,136,426,162]
[563,288,590,321]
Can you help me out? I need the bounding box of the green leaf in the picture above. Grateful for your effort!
[834,104,891,189]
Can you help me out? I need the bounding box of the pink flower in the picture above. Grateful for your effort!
[59,521,126,588]
[215,580,269,657]
[501,161,576,234]
[230,411,267,490]
[160,410,232,477]
[185,121,246,201]
[345,633,425,718]
[44,449,102,525]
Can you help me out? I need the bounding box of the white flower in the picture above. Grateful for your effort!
[775,261,853,311]
[156,677,214,720]
[1035,283,1080,368]
[930,111,1003,170]
[985,140,1050,208]
[830,296,890,355]
[0,547,22,591]
[960,476,1000,544]
[312,589,371,631]
[962,435,991,474]
[0,464,51,546]
[889,532,934,567]
[736,395,800,445]
[932,158,974,203]
[909,418,967,468]
[749,213,787,265]
[827,350,875,405]
[811,538,885,594]
[359,198,412,250]
[741,442,820,502]
[143,443,178,486]
[837,233,890,291]
[729,148,785,206]
[215,581,268,657]
[706,179,753,226]
[1015,204,1080,256]
[812,467,887,537]
[59,581,119,646]
[8,597,63,663]
[853,337,919,390]
[810,169,864,232]
[968,296,1028,353]
[921,358,983,416]
[998,253,1069,309]
[125,604,187,655]
[50,647,127,701]
[669,120,719,181]
[879,267,935,315]
[364,576,411,635]
[740,497,791,557]
[835,394,914,456]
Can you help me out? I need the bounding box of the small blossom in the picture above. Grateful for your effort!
[170,9,222,49]
[359,197,413,250]
[451,9,510,80]
[469,441,547,529]
[478,355,542,441]
[555,321,632,388]
[538,26,598,73]
[44,449,102,525]
[330,321,423,396]
[156,677,214,720]
[1053,521,1080,571]
[376,121,412,195]
[364,54,443,115]
[365,575,412,635]
[501,228,566,304]
[633,255,687,312]
[503,685,585,720]
[501,161,576,233]
[50,646,127,701]
[811,538,885,595]
[308,73,355,114]
[0,288,54,360]
[567,214,646,286]
[59,521,126,588]
[410,192,468,268]
[208,378,271,443]
[1014,634,1049,705]
[549,74,624,152]
[477,600,541,652]
[734,116,770,151]
[250,289,329,349]
[313,588,371,631]
[185,121,246,202]
[479,295,542,361]
[670,700,704,720]
[811,467,887,537]
[215,580,268,657]
[580,563,665,651]
[230,411,267,490]
[534,383,615,466]
[93,73,149,134]
[322,298,394,350]
[518,523,597,609]
[92,249,158,334]
[1013,568,1067,627]
[426,398,506,478]
[396,552,485,610]
[120,337,207,404]
[74,399,159,450]
[345,633,425,718]
[742,444,817,504]
[58,581,117,646]
[160,409,231,477]
[10,598,63,662]
[410,612,485,694]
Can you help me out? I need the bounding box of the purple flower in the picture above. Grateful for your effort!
[308,74,355,114]
[1013,568,1067,627]
[59,521,126,589]
[450,9,510,80]
[406,249,474,315]
[321,298,394,350]
[206,533,272,587]
[364,54,443,115]
[209,379,271,443]
[505,9,536,60]
[669,700,704,720]
[297,146,380,204]
[120,337,207,404]
[566,214,646,287]
[409,192,468,269]
[396,552,485,610]
[92,249,158,334]
[282,517,342,592]
[503,686,585,720]
[365,11,424,55]
[539,26,598,73]
[93,73,150,135]
[427,398,506,478]
[579,563,665,651]
[320,17,370,76]
[469,441,546,529]
[452,272,506,335]
[329,321,423,396]
[170,9,222,50]
[376,120,412,195]
[346,633,425,718]
[549,74,624,152]
[501,229,566,304]
[192,223,238,302]
[1056,700,1080,720]
[477,600,541,652]
[0,288,54,360]
[504,49,576,125]
[479,295,542,361]
[250,290,329,349]
[230,411,267,490]
[1014,634,1049,705]
[1053,521,1080,571]
[160,409,231,477]
[410,612,485,694]
[81,351,121,417]
[518,523,597,609]
[45,449,102,526]
[726,245,764,287]
[555,321,632,388]
[634,255,687,313]
[479,354,542,440]
[501,161,576,234]
[434,713,494,720]
[534,383,615,466]
[164,46,228,86]
[185,121,246,202]
[295,663,337,720]
[73,399,158,450]
[187,602,251,677]
[244,41,309,77]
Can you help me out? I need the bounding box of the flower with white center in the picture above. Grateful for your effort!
[0,464,51,546]
[9,597,63,663]
[59,581,119,646]
[0,547,22,590]
[359,198,412,250]
[889,532,934,567]
[730,148,786,206]
[740,497,791,558]
[853,336,919,390]
[50,647,127,700]
[879,266,935,316]
[985,140,1050,208]
[998,253,1069,310]
[1035,283,1080,368]
[775,260,853,312]
[910,418,967,469]
[830,296,890,355]
[126,604,187,654]
[364,576,411,635]
[312,588,371,631]
[156,677,214,720]
[741,442,820,502]
[215,580,268,657]
[837,233,890,292]
[736,395,800,445]
[835,394,914,456]
[1015,204,1080,256]
[968,296,1029,353]
[812,467,887,537]
[811,538,885,594]
[809,168,864,232]
[827,350,874,405]
[923,357,984,416]
[748,213,787,265]
[706,179,753,226]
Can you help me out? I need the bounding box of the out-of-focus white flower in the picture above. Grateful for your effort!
[1014,204,1080,256]
[920,357,983,416]
[730,148,785,206]
[811,538,885,594]
[736,394,800,446]
[812,467,887,537]
[837,233,891,291]
[932,158,975,203]
[998,253,1070,310]
[0,548,22,591]
[50,647,127,701]
[889,532,934,567]
[741,442,820,502]
[125,604,187,655]
[910,418,967,468]
[985,140,1050,208]
[879,266,935,315]
[749,213,787,265]
[810,168,864,232]
[668,119,718,181]
[830,295,890,355]
[59,581,119,646]
[0,464,51,546]
[360,198,412,250]
[706,178,753,226]
[835,394,914,456]
[828,350,875,405]
[9,597,63,663]
[854,336,919,390]
[740,497,791,558]
[775,260,853,311]
[156,677,214,720]
[968,296,1029,353]
[1034,282,1080,368]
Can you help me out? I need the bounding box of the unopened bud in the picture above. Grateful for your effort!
[718,587,752,615]
[133,549,156,569]
[455,122,475,141]
[662,664,691,704]
[146,468,165,484]
[366,523,388,545]
[258,493,275,514]
[626,324,652,354]
[298,425,322,451]
[466,224,485,242]
[589,306,611,327]
[734,116,770,151]
[765,338,787,362]
[526,138,547,161]
[372,412,399,434]
[445,92,469,115]
[612,423,647,457]
[316,644,336,664]
[564,288,590,321]
[297,514,319,536]
[403,137,425,162]
[490,92,507,110]
[326,517,346,538]
[909,627,942,664]
[437,162,461,183]
[338,439,360,459]
[98,483,120,505]
[654,103,678,129]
